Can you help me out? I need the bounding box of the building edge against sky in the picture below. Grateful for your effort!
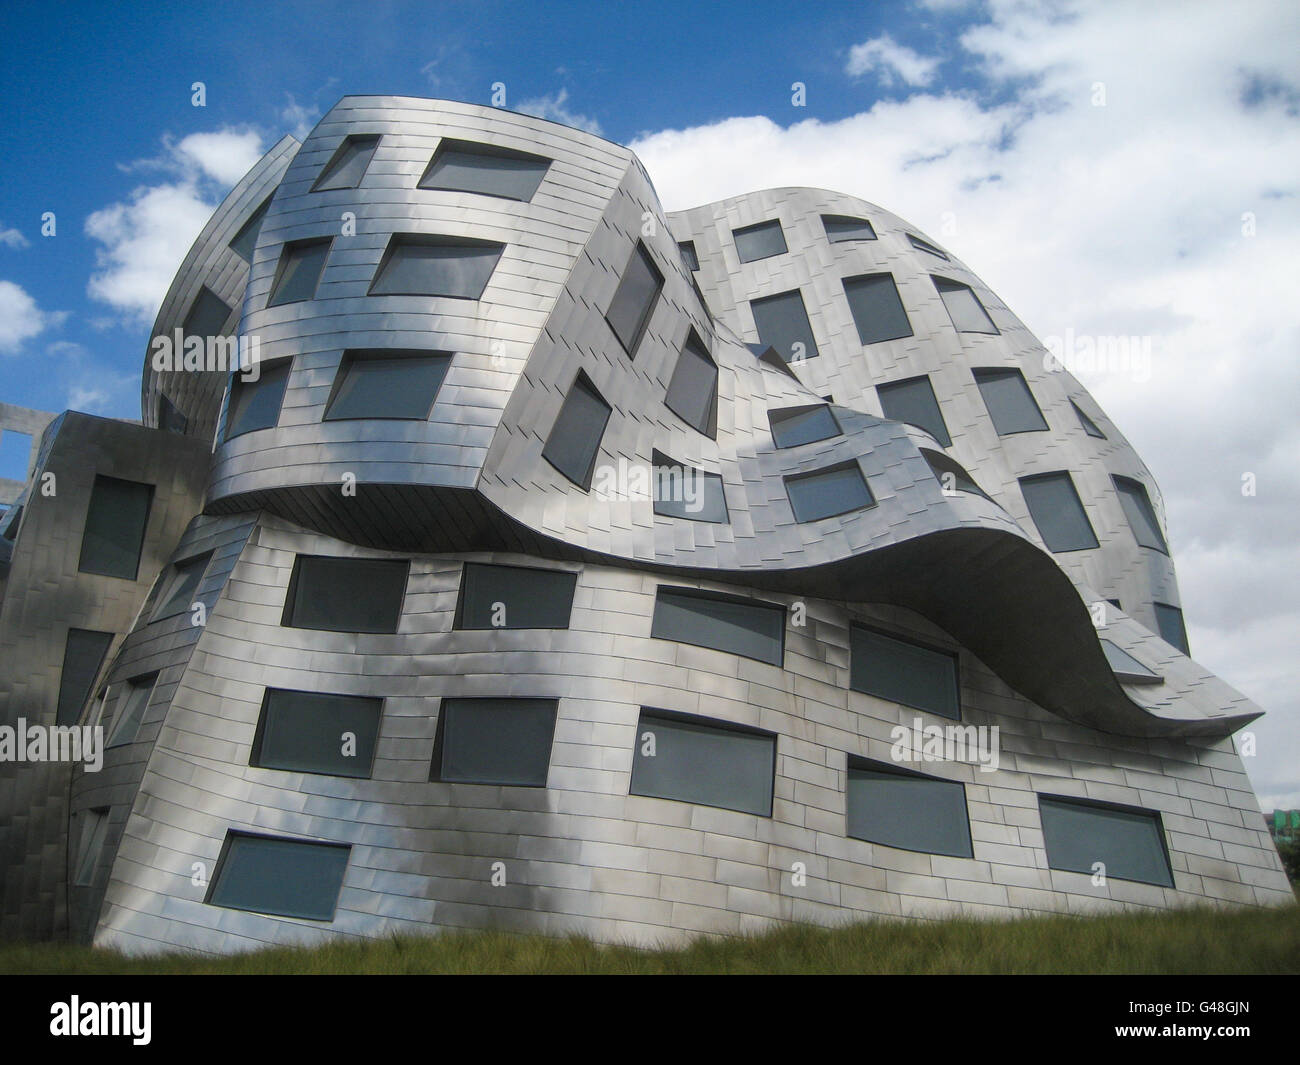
[0,96,1290,954]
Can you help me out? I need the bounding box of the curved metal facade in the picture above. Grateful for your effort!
[2,95,1285,954]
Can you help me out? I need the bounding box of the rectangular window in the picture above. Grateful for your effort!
[282,555,409,634]
[732,219,787,263]
[267,238,332,306]
[207,831,351,921]
[630,709,775,817]
[1019,472,1099,552]
[822,215,877,242]
[750,288,818,363]
[1038,796,1174,888]
[251,688,383,778]
[312,134,381,191]
[369,235,503,299]
[228,196,271,262]
[935,277,998,334]
[665,331,717,437]
[78,474,153,580]
[785,462,875,522]
[847,759,973,857]
[182,286,235,340]
[677,240,699,272]
[1153,602,1190,655]
[850,624,960,719]
[843,273,913,345]
[73,808,111,887]
[107,674,157,748]
[455,562,577,630]
[908,233,949,260]
[225,358,291,439]
[150,551,212,622]
[431,698,558,787]
[56,629,114,727]
[769,404,841,448]
[1100,640,1162,684]
[323,350,451,421]
[418,139,550,201]
[1113,476,1168,553]
[542,372,611,490]
[1072,400,1107,439]
[606,242,664,356]
[650,586,784,666]
[651,452,728,523]
[973,368,1047,435]
[877,374,951,446]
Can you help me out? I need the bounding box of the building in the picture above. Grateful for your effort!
[0,96,1291,955]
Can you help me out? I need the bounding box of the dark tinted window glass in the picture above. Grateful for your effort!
[923,450,989,500]
[1039,796,1173,887]
[677,240,699,271]
[651,453,728,523]
[542,373,611,489]
[158,393,188,434]
[850,625,960,719]
[324,351,450,421]
[665,332,717,437]
[57,629,114,726]
[1072,400,1107,439]
[1154,602,1190,655]
[750,289,818,363]
[908,233,949,259]
[419,139,550,201]
[78,475,153,580]
[769,405,841,448]
[630,710,775,817]
[369,236,503,299]
[651,587,784,666]
[1113,476,1168,552]
[252,689,382,778]
[843,273,913,345]
[107,674,156,748]
[973,368,1047,434]
[457,563,576,629]
[733,220,787,263]
[73,808,110,886]
[312,135,381,191]
[226,359,291,439]
[1020,472,1099,552]
[267,239,331,306]
[228,197,271,262]
[935,277,998,334]
[785,462,874,522]
[283,555,408,634]
[207,832,351,921]
[822,215,877,242]
[877,375,951,446]
[1100,640,1161,683]
[182,286,234,339]
[606,242,664,355]
[433,698,557,787]
[151,552,212,621]
[847,760,973,857]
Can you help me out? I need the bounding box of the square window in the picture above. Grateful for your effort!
[665,331,717,437]
[750,288,818,363]
[843,273,913,345]
[267,239,332,306]
[282,555,409,634]
[732,219,787,263]
[850,624,960,719]
[1019,472,1099,552]
[225,359,292,439]
[784,462,875,522]
[369,235,503,299]
[323,350,451,421]
[418,139,551,201]
[312,135,381,191]
[934,277,998,334]
[973,368,1047,435]
[542,373,611,490]
[768,405,841,449]
[431,698,558,787]
[251,688,383,778]
[877,375,951,446]
[78,475,153,580]
[455,562,577,630]
[847,759,972,857]
[606,242,664,356]
[207,831,351,921]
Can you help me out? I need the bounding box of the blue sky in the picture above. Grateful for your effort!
[1,0,1298,807]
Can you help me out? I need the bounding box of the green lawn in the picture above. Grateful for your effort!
[4,903,1298,974]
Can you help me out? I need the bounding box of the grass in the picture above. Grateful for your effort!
[3,902,1299,974]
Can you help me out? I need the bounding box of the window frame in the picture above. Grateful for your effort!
[849,622,962,720]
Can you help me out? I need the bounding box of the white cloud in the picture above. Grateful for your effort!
[45,340,137,416]
[516,88,602,135]
[846,33,940,87]
[0,226,29,249]
[84,127,266,325]
[633,0,1300,803]
[0,280,60,353]
[279,94,320,140]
